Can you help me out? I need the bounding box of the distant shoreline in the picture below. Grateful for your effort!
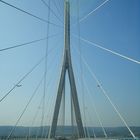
[0,126,140,138]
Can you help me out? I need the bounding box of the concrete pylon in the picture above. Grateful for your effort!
[50,0,85,138]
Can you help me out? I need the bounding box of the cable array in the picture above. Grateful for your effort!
[73,34,140,65]
[0,0,139,139]
[74,46,136,139]
[0,33,60,52]
[0,56,44,103]
[40,0,63,24]
[0,0,62,27]
[6,77,44,139]
[79,0,110,22]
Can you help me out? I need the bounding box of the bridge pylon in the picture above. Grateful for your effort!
[49,0,85,138]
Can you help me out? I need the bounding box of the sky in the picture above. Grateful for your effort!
[0,0,140,130]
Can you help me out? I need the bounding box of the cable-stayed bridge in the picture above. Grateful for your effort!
[0,0,140,140]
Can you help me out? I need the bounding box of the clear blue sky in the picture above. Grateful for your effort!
[0,0,140,128]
